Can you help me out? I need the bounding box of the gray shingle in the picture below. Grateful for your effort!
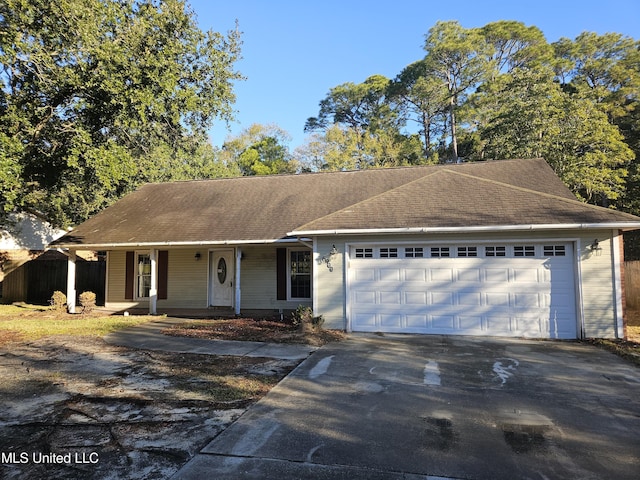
[53,158,640,247]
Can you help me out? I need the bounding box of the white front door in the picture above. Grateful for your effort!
[210,249,234,307]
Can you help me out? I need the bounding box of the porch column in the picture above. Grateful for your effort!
[235,248,242,315]
[149,248,158,315]
[66,251,77,313]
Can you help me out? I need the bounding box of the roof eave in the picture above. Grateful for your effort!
[288,222,640,237]
[50,237,310,250]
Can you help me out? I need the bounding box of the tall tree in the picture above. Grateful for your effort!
[423,21,492,161]
[0,0,243,226]
[388,59,448,161]
[480,21,552,75]
[471,67,633,203]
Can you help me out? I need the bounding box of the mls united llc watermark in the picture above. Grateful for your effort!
[1,451,99,465]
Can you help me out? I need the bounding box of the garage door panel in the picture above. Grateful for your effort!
[457,269,481,282]
[432,315,455,329]
[458,316,483,331]
[380,268,401,281]
[353,290,376,304]
[354,269,375,281]
[430,291,454,305]
[430,268,454,282]
[405,292,428,305]
[513,293,541,307]
[405,269,426,281]
[458,291,482,306]
[512,268,541,283]
[406,315,428,328]
[349,243,577,339]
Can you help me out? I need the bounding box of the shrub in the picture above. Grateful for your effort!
[79,291,97,314]
[292,305,324,332]
[50,291,67,311]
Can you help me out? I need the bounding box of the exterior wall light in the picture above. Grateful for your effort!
[589,239,602,256]
[321,244,339,272]
[194,252,201,261]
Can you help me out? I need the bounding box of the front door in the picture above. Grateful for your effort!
[210,249,234,307]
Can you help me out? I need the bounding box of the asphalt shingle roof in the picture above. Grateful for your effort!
[53,158,640,247]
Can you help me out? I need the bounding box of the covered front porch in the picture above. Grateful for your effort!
[63,242,314,316]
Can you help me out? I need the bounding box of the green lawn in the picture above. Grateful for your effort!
[0,304,157,345]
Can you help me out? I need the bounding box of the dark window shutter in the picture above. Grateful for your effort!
[158,250,168,300]
[276,248,287,300]
[125,251,134,300]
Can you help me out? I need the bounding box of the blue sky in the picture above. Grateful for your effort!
[188,0,640,150]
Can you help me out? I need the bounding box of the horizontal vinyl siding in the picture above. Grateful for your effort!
[579,231,617,338]
[240,245,311,310]
[161,249,208,308]
[315,237,346,329]
[106,250,143,310]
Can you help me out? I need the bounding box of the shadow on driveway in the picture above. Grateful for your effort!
[175,334,640,480]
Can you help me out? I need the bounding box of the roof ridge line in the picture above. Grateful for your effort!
[440,168,625,214]
[292,169,445,232]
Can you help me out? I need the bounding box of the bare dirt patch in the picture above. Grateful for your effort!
[163,318,347,346]
[0,335,299,479]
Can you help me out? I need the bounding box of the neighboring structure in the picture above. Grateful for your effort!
[1,213,66,302]
[51,158,640,339]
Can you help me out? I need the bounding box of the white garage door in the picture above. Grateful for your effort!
[348,243,577,339]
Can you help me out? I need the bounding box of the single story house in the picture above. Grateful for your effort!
[51,158,640,339]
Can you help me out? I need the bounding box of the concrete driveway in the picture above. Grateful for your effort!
[174,334,640,480]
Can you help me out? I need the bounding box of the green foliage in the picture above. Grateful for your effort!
[220,124,300,175]
[0,0,243,227]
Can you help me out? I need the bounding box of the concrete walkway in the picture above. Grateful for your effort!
[104,318,318,360]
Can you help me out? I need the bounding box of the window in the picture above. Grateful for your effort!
[544,245,566,256]
[289,250,311,299]
[380,247,398,258]
[136,253,151,299]
[405,247,424,258]
[485,246,506,257]
[354,248,373,258]
[514,245,536,257]
[431,247,450,258]
[457,246,477,257]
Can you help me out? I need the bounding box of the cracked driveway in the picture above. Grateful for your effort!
[176,334,640,480]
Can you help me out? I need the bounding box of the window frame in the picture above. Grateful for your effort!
[287,248,312,300]
[135,252,152,300]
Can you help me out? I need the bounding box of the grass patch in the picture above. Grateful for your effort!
[0,304,158,346]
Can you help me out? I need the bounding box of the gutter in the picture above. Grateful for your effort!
[288,222,640,237]
[50,237,312,250]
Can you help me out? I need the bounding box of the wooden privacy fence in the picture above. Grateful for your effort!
[26,259,106,306]
[625,261,640,310]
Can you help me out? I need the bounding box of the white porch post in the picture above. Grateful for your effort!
[149,248,158,315]
[66,251,77,314]
[235,248,242,315]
